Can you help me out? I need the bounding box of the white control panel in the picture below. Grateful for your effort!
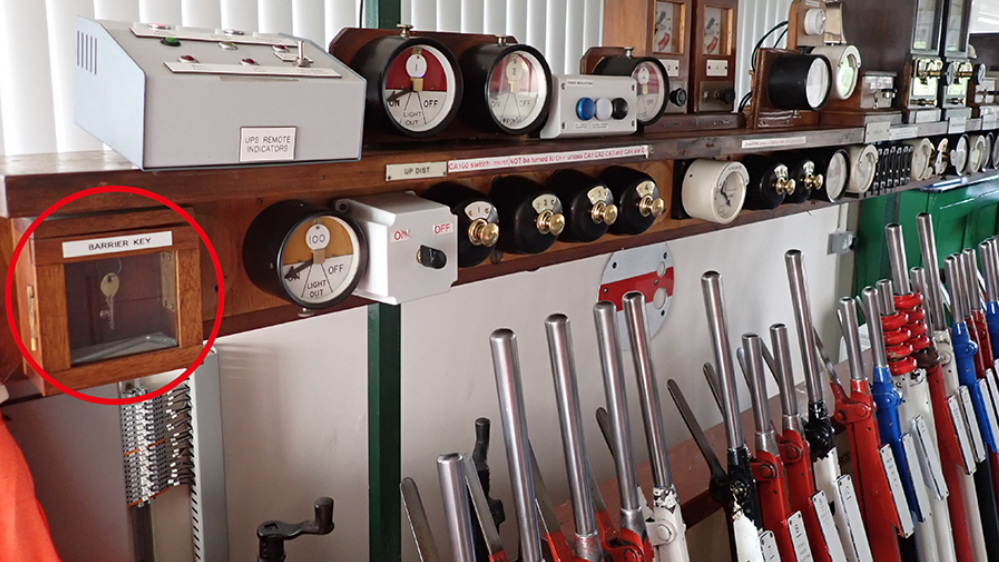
[335,192,457,305]
[75,18,366,169]
[539,75,637,139]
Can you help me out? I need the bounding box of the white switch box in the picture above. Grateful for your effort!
[335,192,457,305]
[539,75,637,139]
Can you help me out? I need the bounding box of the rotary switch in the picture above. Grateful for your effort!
[599,167,666,235]
[423,182,500,268]
[741,155,796,210]
[490,176,565,254]
[785,157,823,204]
[546,170,619,242]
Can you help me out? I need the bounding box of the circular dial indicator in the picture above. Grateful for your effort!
[486,49,549,132]
[280,217,363,306]
[654,1,682,54]
[824,150,849,201]
[383,44,459,134]
[633,61,667,124]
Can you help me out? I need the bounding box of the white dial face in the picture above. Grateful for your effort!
[703,7,724,55]
[487,50,548,132]
[826,152,848,200]
[714,172,745,220]
[806,58,831,109]
[280,216,361,306]
[850,146,878,192]
[969,137,985,172]
[383,44,458,134]
[952,137,969,173]
[632,60,667,124]
[912,141,933,180]
[836,53,860,99]
[654,2,681,54]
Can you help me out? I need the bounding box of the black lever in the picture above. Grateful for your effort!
[256,497,335,562]
[470,417,506,560]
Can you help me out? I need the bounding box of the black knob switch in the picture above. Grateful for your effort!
[741,155,793,210]
[417,245,448,269]
[611,98,630,120]
[599,167,665,235]
[490,176,565,255]
[423,183,499,268]
[716,88,737,106]
[547,170,618,243]
[785,156,821,204]
[669,88,688,107]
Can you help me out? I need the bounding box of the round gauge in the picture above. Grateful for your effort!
[768,53,833,111]
[352,30,463,138]
[460,41,552,135]
[846,145,879,193]
[681,160,749,224]
[599,167,666,235]
[786,157,823,204]
[943,61,959,86]
[949,134,969,176]
[593,54,670,126]
[243,201,367,309]
[547,170,618,242]
[982,133,994,171]
[903,138,935,181]
[969,135,987,174]
[932,138,949,176]
[822,150,850,202]
[974,63,988,84]
[990,133,999,171]
[741,155,795,210]
[797,148,849,202]
[423,183,500,268]
[811,45,862,100]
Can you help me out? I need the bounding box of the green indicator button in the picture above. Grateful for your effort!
[161,37,181,47]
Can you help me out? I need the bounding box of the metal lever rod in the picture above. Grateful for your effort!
[489,329,544,562]
[701,271,745,452]
[770,325,806,435]
[916,213,948,332]
[438,454,476,562]
[666,379,728,492]
[743,334,780,457]
[401,478,443,562]
[886,223,912,295]
[786,250,824,405]
[463,457,506,559]
[838,297,867,382]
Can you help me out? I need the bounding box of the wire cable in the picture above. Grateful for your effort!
[751,21,789,71]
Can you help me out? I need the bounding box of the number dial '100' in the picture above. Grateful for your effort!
[280,217,362,305]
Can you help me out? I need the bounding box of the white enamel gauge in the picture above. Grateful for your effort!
[904,138,936,181]
[812,45,862,100]
[825,150,849,201]
[280,216,364,306]
[968,135,987,174]
[486,48,549,133]
[703,7,724,55]
[932,138,950,176]
[806,57,832,109]
[633,60,668,124]
[654,1,682,54]
[846,144,879,193]
[982,134,993,171]
[951,135,969,175]
[682,159,749,224]
[383,43,460,135]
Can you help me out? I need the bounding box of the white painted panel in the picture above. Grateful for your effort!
[292,0,324,45]
[94,0,139,21]
[139,0,183,25]
[411,0,436,31]
[258,0,292,33]
[216,308,369,562]
[546,0,567,72]
[461,0,483,33]
[438,0,460,31]
[45,0,102,153]
[401,206,849,559]
[221,0,259,34]
[0,0,57,155]
[565,0,585,74]
[182,0,222,28]
[483,0,505,35]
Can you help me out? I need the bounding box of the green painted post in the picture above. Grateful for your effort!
[369,302,402,562]
[364,0,402,30]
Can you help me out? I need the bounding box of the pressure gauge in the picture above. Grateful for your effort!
[490,176,565,254]
[681,159,749,224]
[352,28,463,137]
[768,53,833,111]
[785,157,823,204]
[459,41,552,135]
[811,45,862,100]
[547,170,618,242]
[846,145,879,193]
[948,134,969,175]
[741,155,796,210]
[903,138,936,181]
[243,201,367,309]
[654,1,683,54]
[599,167,666,235]
[968,134,987,174]
[423,183,500,268]
[594,52,670,126]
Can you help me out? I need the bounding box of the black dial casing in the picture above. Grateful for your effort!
[459,42,552,135]
[796,148,850,203]
[350,35,463,138]
[490,176,562,254]
[546,170,612,242]
[741,155,790,210]
[785,157,818,204]
[593,55,670,126]
[600,166,662,235]
[767,53,832,111]
[243,200,367,309]
[423,182,499,267]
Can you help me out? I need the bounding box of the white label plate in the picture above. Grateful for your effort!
[239,127,296,162]
[960,386,987,462]
[912,416,948,500]
[788,511,813,562]
[949,116,968,134]
[707,60,729,77]
[385,161,447,181]
[833,477,873,562]
[811,491,849,562]
[448,145,649,173]
[880,444,915,537]
[760,531,780,562]
[741,137,808,150]
[660,58,681,77]
[980,378,999,451]
[888,126,919,141]
[864,122,891,143]
[902,432,931,520]
[62,231,173,259]
[949,393,978,472]
[164,62,340,78]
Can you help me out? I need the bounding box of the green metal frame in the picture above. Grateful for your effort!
[369,302,402,562]
[364,0,403,30]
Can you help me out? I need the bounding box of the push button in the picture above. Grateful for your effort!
[241,58,258,66]
[178,55,197,63]
[161,37,181,47]
[575,98,596,121]
[611,98,629,120]
[595,98,613,120]
[670,88,688,106]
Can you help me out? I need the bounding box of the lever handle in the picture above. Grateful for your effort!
[257,497,335,562]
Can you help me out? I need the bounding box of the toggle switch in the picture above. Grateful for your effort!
[417,245,447,269]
